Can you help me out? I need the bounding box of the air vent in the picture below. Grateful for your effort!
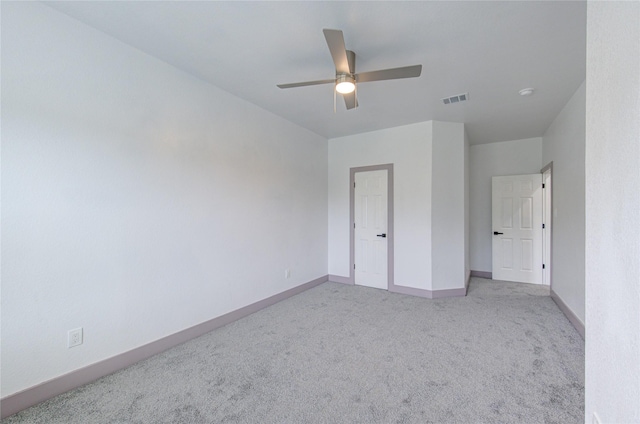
[442,93,469,105]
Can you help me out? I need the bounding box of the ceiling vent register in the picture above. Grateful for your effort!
[442,93,469,105]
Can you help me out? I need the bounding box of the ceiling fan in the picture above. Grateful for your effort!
[277,29,422,110]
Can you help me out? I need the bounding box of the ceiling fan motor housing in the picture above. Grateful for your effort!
[335,50,356,94]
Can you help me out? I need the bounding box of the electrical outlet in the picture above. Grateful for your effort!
[285,268,291,279]
[68,327,83,348]
[592,412,601,424]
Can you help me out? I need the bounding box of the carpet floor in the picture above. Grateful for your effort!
[3,278,584,423]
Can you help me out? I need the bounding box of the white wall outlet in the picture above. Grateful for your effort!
[68,327,83,348]
[285,268,291,279]
[592,412,601,424]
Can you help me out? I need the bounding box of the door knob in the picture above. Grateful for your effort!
[377,233,387,238]
[493,231,504,235]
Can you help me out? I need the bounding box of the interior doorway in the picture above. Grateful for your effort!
[350,164,394,289]
[491,174,543,284]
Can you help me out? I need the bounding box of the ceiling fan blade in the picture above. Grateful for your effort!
[355,65,422,83]
[277,79,335,89]
[343,91,358,110]
[323,29,351,75]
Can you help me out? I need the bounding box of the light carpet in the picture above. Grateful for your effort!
[3,278,584,423]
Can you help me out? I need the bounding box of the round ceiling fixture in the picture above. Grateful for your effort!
[336,74,356,94]
[519,88,535,96]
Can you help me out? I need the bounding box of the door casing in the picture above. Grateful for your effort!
[491,173,543,284]
[541,162,553,289]
[350,164,394,288]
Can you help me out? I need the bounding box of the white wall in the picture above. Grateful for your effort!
[585,2,640,422]
[328,122,433,290]
[542,82,585,324]
[431,121,467,290]
[1,2,328,397]
[469,138,543,272]
[328,120,467,292]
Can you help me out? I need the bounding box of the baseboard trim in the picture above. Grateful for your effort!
[389,284,467,299]
[328,274,353,285]
[330,277,466,299]
[470,270,492,279]
[430,287,468,299]
[550,288,585,340]
[1,275,329,419]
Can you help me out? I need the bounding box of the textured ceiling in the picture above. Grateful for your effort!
[46,1,586,144]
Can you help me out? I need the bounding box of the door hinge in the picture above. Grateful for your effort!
[542,223,545,229]
[354,263,356,270]
[354,182,356,188]
[354,223,356,228]
[542,264,546,269]
[542,183,545,188]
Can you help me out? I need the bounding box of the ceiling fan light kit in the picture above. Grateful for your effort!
[277,29,422,110]
[335,74,356,94]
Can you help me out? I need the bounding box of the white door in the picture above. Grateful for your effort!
[354,170,388,289]
[492,174,543,284]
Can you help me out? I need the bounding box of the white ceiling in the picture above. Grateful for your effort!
[46,1,586,145]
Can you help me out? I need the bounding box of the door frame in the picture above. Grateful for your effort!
[541,161,553,290]
[491,173,544,284]
[350,164,394,288]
